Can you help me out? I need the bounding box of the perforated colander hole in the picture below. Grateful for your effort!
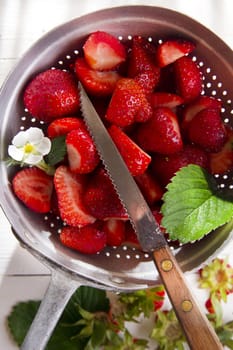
[118,35,123,41]
[148,37,153,42]
[74,49,79,55]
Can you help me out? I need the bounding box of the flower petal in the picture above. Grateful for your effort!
[8,145,24,161]
[24,153,43,164]
[12,131,28,147]
[27,127,44,143]
[36,137,51,155]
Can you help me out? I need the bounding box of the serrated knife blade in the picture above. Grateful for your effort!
[79,82,223,350]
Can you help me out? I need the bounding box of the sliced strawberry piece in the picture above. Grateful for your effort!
[24,69,80,122]
[156,39,195,67]
[47,117,83,138]
[152,144,209,186]
[128,36,160,94]
[188,108,227,153]
[210,128,233,174]
[150,92,184,109]
[12,167,53,213]
[54,165,95,227]
[108,125,151,176]
[135,171,163,205]
[83,168,128,220]
[75,58,121,96]
[60,224,106,254]
[174,56,203,102]
[124,222,141,249]
[83,31,126,71]
[66,125,99,174]
[105,78,153,127]
[136,107,183,154]
[182,96,222,133]
[103,219,126,247]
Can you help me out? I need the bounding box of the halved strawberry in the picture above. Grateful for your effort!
[108,125,151,176]
[75,58,121,96]
[83,31,126,71]
[105,78,153,127]
[188,108,227,152]
[136,107,183,154]
[83,168,128,220]
[60,224,107,254]
[150,92,184,109]
[210,128,233,174]
[12,167,53,213]
[135,171,163,205]
[182,96,222,133]
[23,69,80,122]
[47,117,83,138]
[152,144,209,186]
[156,39,195,67]
[124,222,141,249]
[66,125,99,174]
[103,219,126,247]
[54,165,95,227]
[174,56,203,102]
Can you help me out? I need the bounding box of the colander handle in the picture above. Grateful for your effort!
[20,270,79,350]
[153,245,223,350]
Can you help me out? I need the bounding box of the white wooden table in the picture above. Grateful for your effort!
[0,0,233,348]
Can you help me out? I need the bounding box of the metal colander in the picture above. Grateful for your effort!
[0,6,233,350]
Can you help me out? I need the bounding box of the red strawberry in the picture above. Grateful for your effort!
[210,128,233,174]
[83,31,126,71]
[66,125,99,174]
[124,222,141,249]
[12,167,53,213]
[174,56,203,102]
[156,39,195,67]
[150,92,184,109]
[83,168,128,220]
[153,286,165,310]
[60,224,107,254]
[105,78,153,127]
[75,58,121,96]
[188,108,227,152]
[47,117,83,138]
[54,165,95,227]
[152,144,209,186]
[135,171,163,205]
[182,96,222,133]
[205,298,215,314]
[136,107,183,154]
[108,125,151,176]
[128,36,160,94]
[24,69,80,122]
[103,219,126,247]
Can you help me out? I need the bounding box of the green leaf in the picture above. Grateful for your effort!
[161,165,233,243]
[45,135,67,166]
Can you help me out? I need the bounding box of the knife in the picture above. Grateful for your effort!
[79,82,223,350]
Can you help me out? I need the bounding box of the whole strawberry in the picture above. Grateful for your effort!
[24,69,80,122]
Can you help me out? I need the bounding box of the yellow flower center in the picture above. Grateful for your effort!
[24,143,35,153]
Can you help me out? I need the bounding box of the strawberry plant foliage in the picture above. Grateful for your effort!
[161,164,233,243]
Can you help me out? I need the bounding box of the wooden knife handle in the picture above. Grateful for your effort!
[153,245,223,350]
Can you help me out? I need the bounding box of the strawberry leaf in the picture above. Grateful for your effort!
[161,164,233,243]
[45,135,67,166]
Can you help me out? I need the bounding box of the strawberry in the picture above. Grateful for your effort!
[150,92,184,109]
[75,58,121,96]
[152,144,209,186]
[60,224,107,254]
[83,168,128,220]
[105,78,153,127]
[124,222,141,249]
[103,219,126,246]
[12,167,53,213]
[136,107,183,154]
[128,36,160,94]
[153,286,165,310]
[210,128,233,174]
[108,125,151,176]
[47,117,83,138]
[83,31,126,71]
[174,56,202,102]
[135,171,163,205]
[205,297,215,314]
[156,39,195,67]
[66,125,99,174]
[182,96,222,133]
[23,69,80,122]
[188,108,227,152]
[54,165,95,227]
